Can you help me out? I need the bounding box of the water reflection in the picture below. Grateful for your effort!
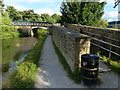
[2,37,38,75]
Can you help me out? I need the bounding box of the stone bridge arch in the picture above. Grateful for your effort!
[28,26,48,37]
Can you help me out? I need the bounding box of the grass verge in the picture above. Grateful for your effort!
[2,29,47,88]
[97,53,120,74]
[52,39,81,83]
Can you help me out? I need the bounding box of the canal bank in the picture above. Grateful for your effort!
[2,29,48,88]
[2,37,38,80]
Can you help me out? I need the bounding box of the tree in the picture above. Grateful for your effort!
[41,13,56,23]
[60,0,106,26]
[1,11,20,39]
[0,1,13,30]
[6,6,22,21]
[17,11,24,21]
[22,10,43,21]
[30,13,43,22]
[0,0,5,12]
[0,1,19,39]
[52,14,61,23]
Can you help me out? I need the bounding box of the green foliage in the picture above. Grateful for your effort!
[60,1,106,26]
[37,29,48,35]
[6,6,22,21]
[97,53,120,74]
[0,0,5,13]
[110,60,120,74]
[5,5,61,22]
[52,14,61,23]
[0,3,19,39]
[3,61,36,88]
[22,10,42,21]
[52,40,81,83]
[17,61,36,79]
[111,26,120,29]
[0,0,4,7]
[96,19,108,28]
[2,27,19,39]
[25,29,48,65]
[41,13,56,23]
[2,11,13,25]
[25,36,47,65]
[3,29,47,88]
[1,1,61,23]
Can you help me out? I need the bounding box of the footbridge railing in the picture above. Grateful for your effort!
[13,21,53,27]
[65,24,120,60]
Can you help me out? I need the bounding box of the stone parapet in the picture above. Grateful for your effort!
[65,24,120,60]
[65,24,120,46]
[52,26,91,71]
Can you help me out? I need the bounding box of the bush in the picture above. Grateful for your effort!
[2,25,19,39]
[97,53,120,74]
[3,61,36,88]
[37,29,48,35]
[3,29,48,88]
[109,60,120,74]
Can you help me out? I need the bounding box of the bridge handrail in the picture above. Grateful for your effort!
[91,42,120,57]
[13,21,53,24]
[83,31,120,42]
[82,30,120,57]
[92,37,120,49]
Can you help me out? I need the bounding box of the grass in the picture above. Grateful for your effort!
[97,53,120,74]
[91,44,120,74]
[52,39,81,83]
[3,61,37,88]
[25,35,47,66]
[2,29,47,88]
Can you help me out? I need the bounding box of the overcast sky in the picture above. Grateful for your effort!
[3,0,119,22]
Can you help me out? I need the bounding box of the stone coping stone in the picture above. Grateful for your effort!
[69,24,120,31]
[54,26,91,39]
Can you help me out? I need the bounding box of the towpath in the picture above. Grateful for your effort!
[35,35,119,88]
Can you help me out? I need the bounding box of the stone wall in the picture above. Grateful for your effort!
[48,27,53,35]
[52,26,91,71]
[65,24,120,60]
[65,24,120,43]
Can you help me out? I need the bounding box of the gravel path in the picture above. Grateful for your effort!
[34,35,86,88]
[34,35,119,88]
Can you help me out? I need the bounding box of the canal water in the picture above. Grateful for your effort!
[2,37,38,80]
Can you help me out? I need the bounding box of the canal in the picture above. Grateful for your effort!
[2,37,38,80]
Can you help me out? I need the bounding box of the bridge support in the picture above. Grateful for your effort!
[30,30,34,37]
[28,30,34,37]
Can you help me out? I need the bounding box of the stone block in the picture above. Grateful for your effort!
[52,26,91,71]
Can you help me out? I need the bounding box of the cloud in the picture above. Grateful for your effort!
[4,0,59,3]
[35,9,55,15]
[102,11,118,21]
[4,0,30,11]
[13,5,29,11]
[105,0,114,5]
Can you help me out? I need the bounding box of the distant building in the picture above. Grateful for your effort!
[107,21,120,28]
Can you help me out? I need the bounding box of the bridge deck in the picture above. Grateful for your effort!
[13,21,53,26]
